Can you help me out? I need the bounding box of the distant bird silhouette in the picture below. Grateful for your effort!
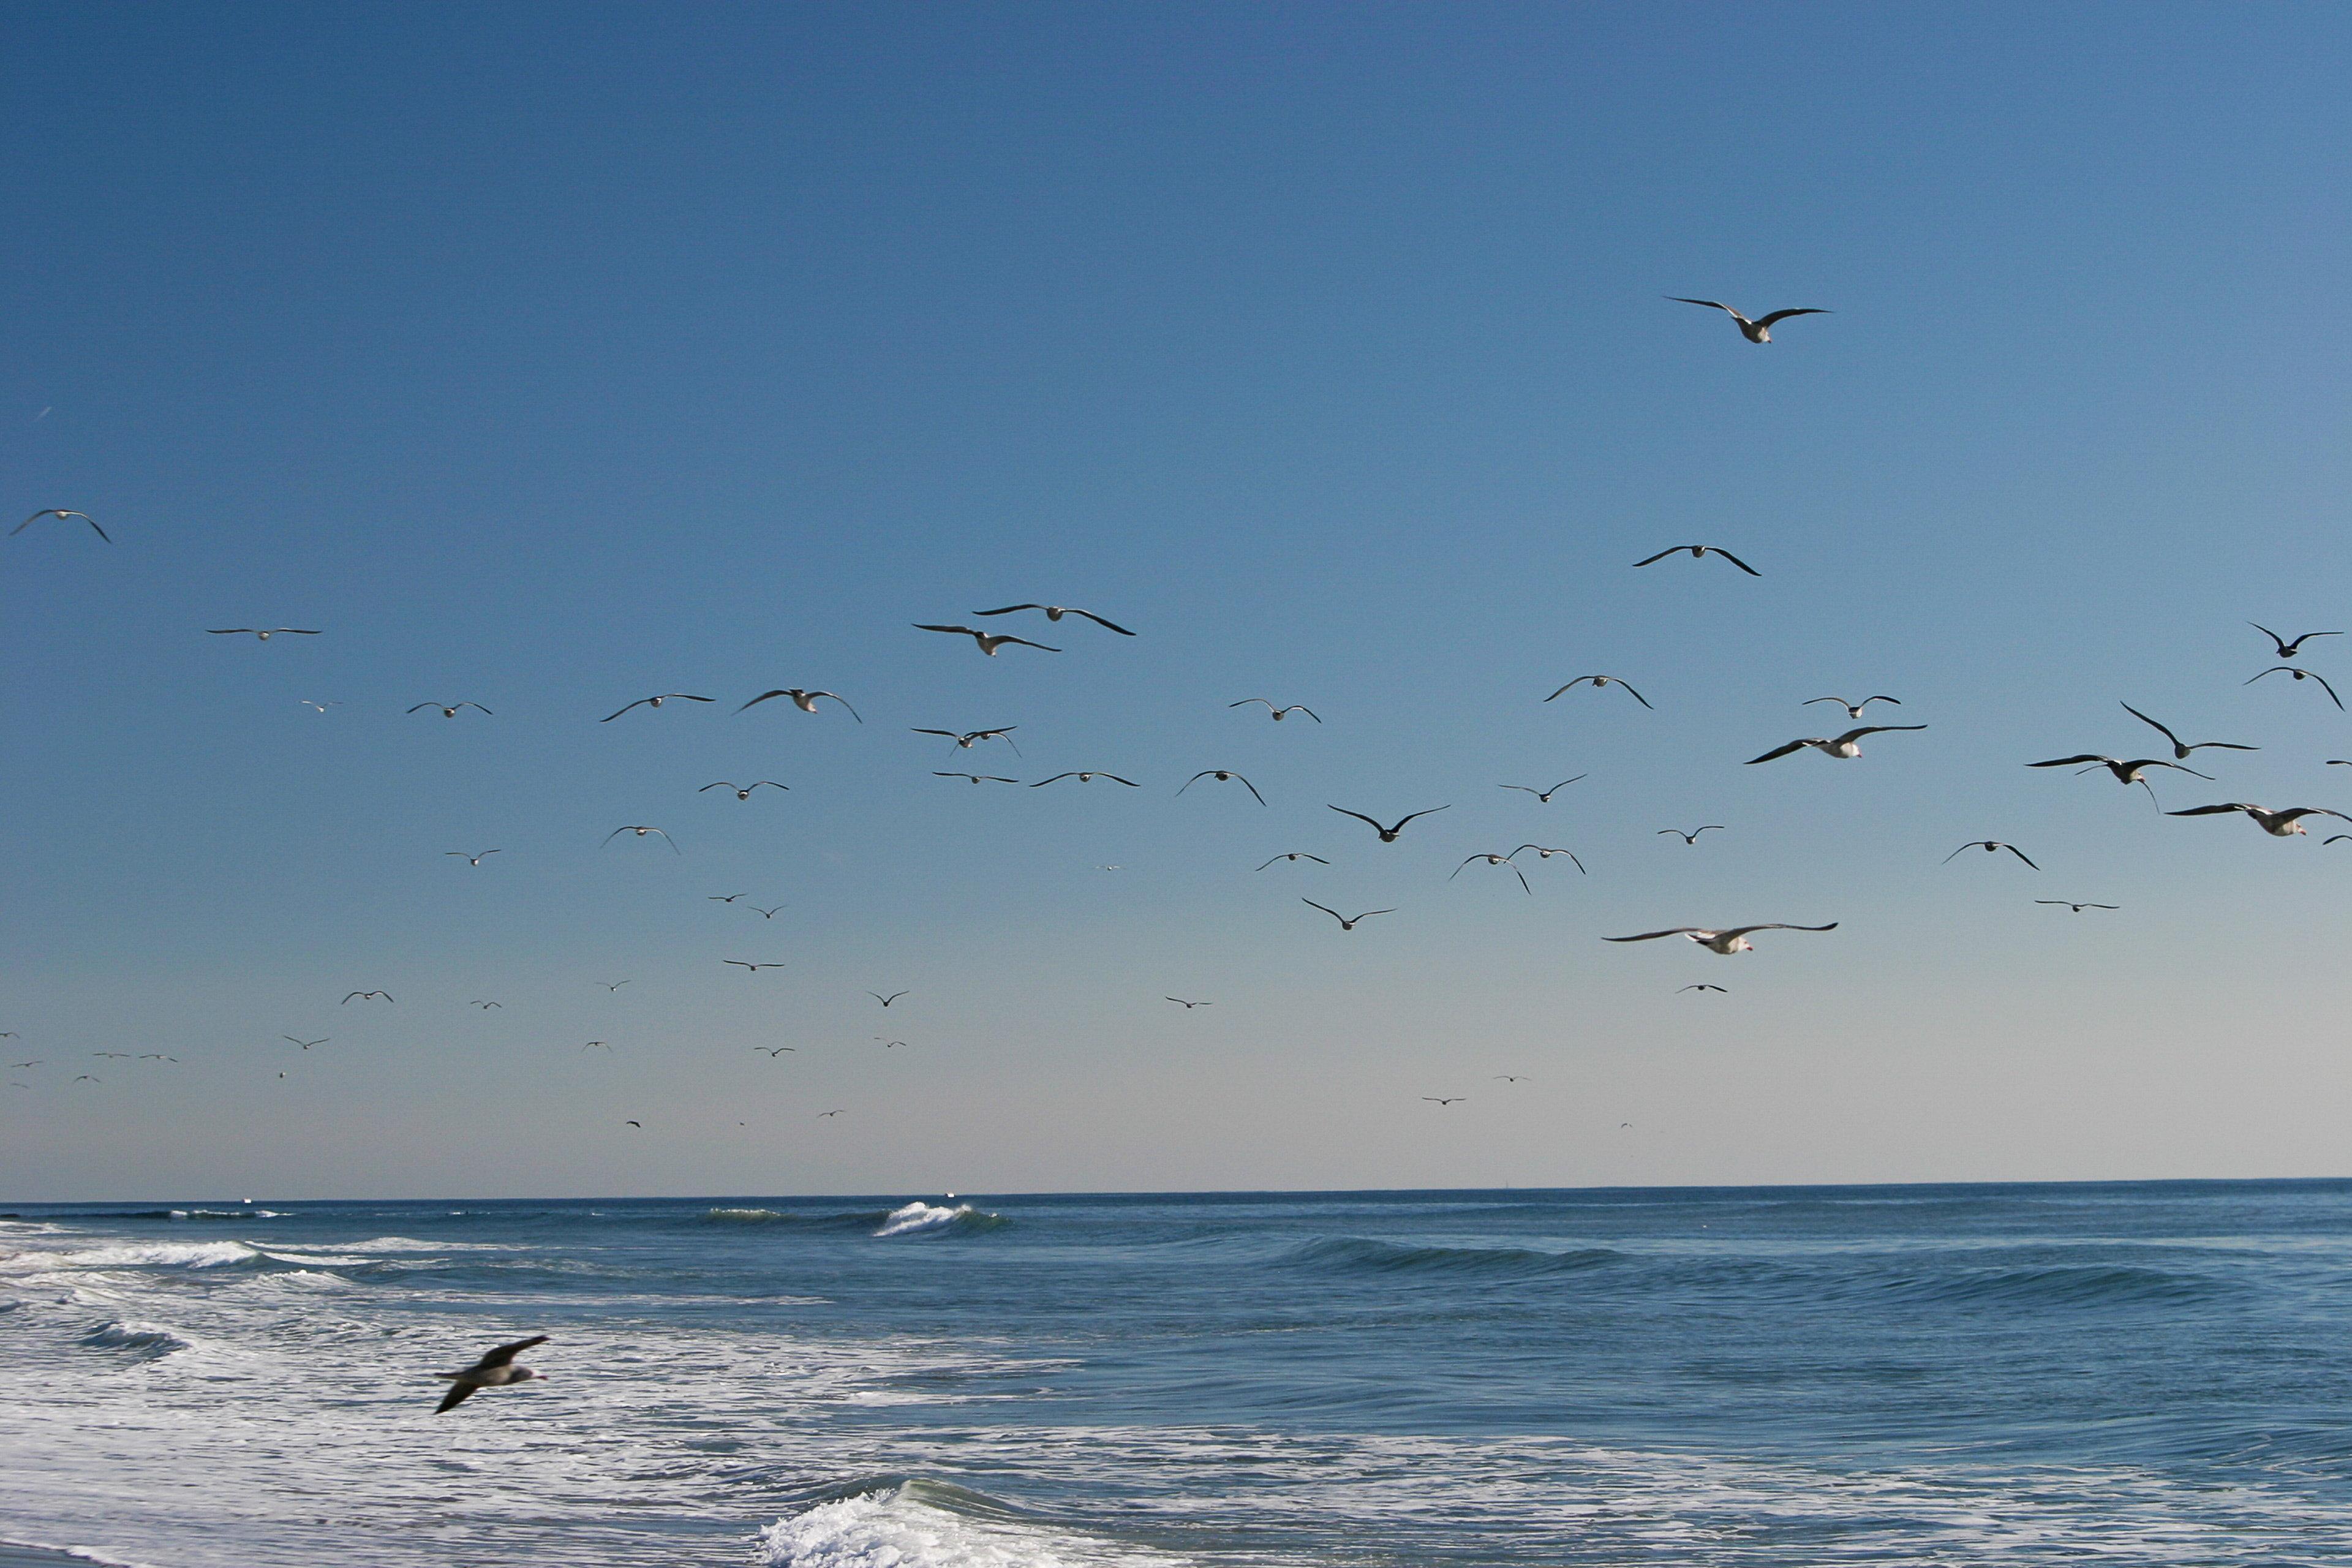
[914,624,1060,655]
[1329,805,1449,842]
[602,694,714,722]
[1500,777,1586,802]
[701,781,788,799]
[2250,623,2341,660]
[1493,1075,1529,1084]
[1806,695,1901,719]
[2245,666,2344,709]
[868,991,909,1007]
[1230,699,1319,722]
[1632,545,1759,576]
[1747,725,1927,764]
[747,905,785,919]
[1515,845,1588,873]
[754,1046,796,1056]
[15,508,107,541]
[446,850,502,866]
[1657,826,1725,845]
[913,726,1020,753]
[2120,703,2258,761]
[1422,1096,1464,1107]
[1945,841,2038,869]
[1165,997,1211,1009]
[600,981,631,992]
[1180,769,1267,805]
[282,1036,328,1049]
[1033,771,1138,788]
[209,627,318,640]
[709,894,747,903]
[972,603,1134,635]
[739,688,862,720]
[1678,984,1729,993]
[1255,852,1330,870]
[935,771,1020,785]
[1605,924,1837,955]
[1305,900,1393,932]
[725,960,787,973]
[603,825,680,853]
[817,1109,845,1118]
[409,702,491,718]
[300,699,340,714]
[1545,675,1651,708]
[470,1001,502,1009]
[1452,853,1531,894]
[341,990,394,1005]
[1667,296,1830,343]
[2036,900,2119,913]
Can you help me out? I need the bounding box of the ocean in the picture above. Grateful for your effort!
[4,1181,2350,1566]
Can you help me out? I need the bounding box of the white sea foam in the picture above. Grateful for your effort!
[875,1202,994,1238]
[759,1483,1180,1568]
[78,1320,194,1358]
[1,1242,259,1273]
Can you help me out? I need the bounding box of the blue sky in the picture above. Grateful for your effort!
[5,3,2350,1199]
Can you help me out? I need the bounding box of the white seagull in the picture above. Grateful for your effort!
[2165,802,2352,837]
[1632,545,1759,576]
[1667,297,1831,343]
[1180,769,1267,805]
[15,508,108,541]
[603,825,680,853]
[1499,777,1586,802]
[973,603,1134,635]
[701,781,788,799]
[914,623,1060,655]
[409,702,491,718]
[1806,695,1901,719]
[602,694,714,722]
[1944,840,2039,869]
[912,726,1020,753]
[1747,725,1926,764]
[1545,675,1651,708]
[1604,923,1837,954]
[739,688,862,720]
[1033,771,1138,788]
[445,850,502,866]
[1451,853,1531,894]
[1229,699,1320,722]
[2245,666,2344,710]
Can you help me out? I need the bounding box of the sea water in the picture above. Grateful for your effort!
[4,1182,2351,1566]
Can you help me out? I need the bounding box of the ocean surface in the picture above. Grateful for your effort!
[4,1182,2352,1567]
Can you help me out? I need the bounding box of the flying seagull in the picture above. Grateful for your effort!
[600,981,631,992]
[1180,769,1267,805]
[1494,1075,1530,1084]
[470,1001,502,1009]
[725,960,787,973]
[2250,623,2342,660]
[817,1109,845,1119]
[15,508,108,541]
[1229,699,1320,722]
[603,825,680,853]
[208,627,319,640]
[1500,777,1587,802]
[935,772,1020,785]
[1806,695,1901,719]
[445,850,502,865]
[1304,899,1393,932]
[1422,1097,1464,1107]
[1329,804,1450,842]
[1514,844,1588,872]
[868,991,909,1007]
[300,700,339,713]
[2026,753,2210,807]
[1667,297,1831,343]
[584,1041,612,1051]
[1678,984,1729,993]
[1451,853,1531,894]
[601,694,714,722]
[2036,900,2119,913]
[1254,852,1330,870]
[1657,826,1725,845]
[914,623,1060,655]
[747,905,785,919]
[1033,771,1138,787]
[1747,725,1927,764]
[341,991,394,1005]
[755,1046,796,1056]
[709,894,747,903]
[1604,924,1838,954]
[409,702,491,718]
[972,603,1134,636]
[912,726,1020,753]
[2120,703,2258,761]
[1945,840,2040,869]
[1544,675,1652,708]
[2165,802,2352,837]
[739,688,862,720]
[701,781,788,799]
[1632,545,1760,576]
[2245,666,2344,710]
[1165,997,1211,1009]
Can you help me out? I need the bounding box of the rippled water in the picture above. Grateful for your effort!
[4,1182,2351,1566]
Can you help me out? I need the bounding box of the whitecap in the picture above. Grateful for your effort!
[873,1202,999,1238]
[80,1319,195,1358]
[759,1482,1178,1568]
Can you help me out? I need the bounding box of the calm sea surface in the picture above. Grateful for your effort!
[5,1181,2351,1566]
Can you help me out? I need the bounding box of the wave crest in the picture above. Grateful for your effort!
[761,1478,1174,1568]
[81,1319,195,1358]
[875,1202,1004,1238]
[1284,1237,1625,1280]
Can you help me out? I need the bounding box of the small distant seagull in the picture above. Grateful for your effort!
[747,905,785,919]
[1945,841,2039,869]
[1516,845,1586,870]
[913,726,1021,753]
[1604,924,1837,955]
[1255,852,1330,870]
[138,1054,176,1062]
[817,1109,845,1118]
[874,1038,907,1049]
[432,1336,549,1414]
[1747,725,1927,764]
[973,603,1134,635]
[1304,899,1393,932]
[1657,826,1725,845]
[1329,804,1450,842]
[74,1074,99,1083]
[701,781,788,799]
[1230,699,1320,722]
[1806,695,1901,719]
[470,1001,502,1009]
[281,1036,329,1050]
[446,850,503,866]
[299,700,340,714]
[1452,853,1531,894]
[603,825,680,853]
[914,623,1060,655]
[601,694,714,722]
[1165,997,1212,1009]
[2166,802,2352,837]
[2250,623,2342,660]
[725,960,787,973]
[409,702,491,718]
[2245,666,2344,709]
[8,1060,42,1068]
[1422,1096,1465,1107]
[2036,900,2119,913]
[1632,545,1759,576]
[935,771,1020,785]
[1500,777,1586,802]
[93,1052,133,1059]
[1544,675,1651,708]
[341,990,394,1005]
[2120,703,2258,761]
[739,688,862,720]
[1180,769,1267,805]
[1493,1075,1529,1083]
[600,981,631,992]
[709,894,747,903]
[208,627,319,640]
[1033,771,1138,787]
[1667,297,1831,344]
[584,1041,612,1051]
[1678,984,1729,993]
[868,991,909,1007]
[755,1046,796,1056]
[15,508,108,541]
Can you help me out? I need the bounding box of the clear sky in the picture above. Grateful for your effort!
[6,3,2350,1200]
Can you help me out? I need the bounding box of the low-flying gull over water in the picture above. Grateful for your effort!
[2165,802,2352,837]
[15,508,108,541]
[701,781,788,799]
[2120,703,2258,761]
[739,688,862,720]
[603,694,714,722]
[1033,771,1138,787]
[603,825,680,853]
[2250,623,2342,660]
[409,702,491,717]
[1500,777,1586,802]
[209,627,319,640]
[1180,769,1267,805]
[1945,841,2040,869]
[1256,852,1330,870]
[2245,666,2345,709]
[1747,725,1927,764]
[2037,900,2119,913]
[913,726,1020,753]
[1305,900,1393,932]
[1605,924,1838,954]
[915,623,1060,655]
[1329,805,1450,842]
[1230,699,1320,722]
[1667,297,1831,343]
[1545,675,1651,708]
[973,603,1135,635]
[1806,695,1901,718]
[1632,544,1760,576]
[1657,826,1725,845]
